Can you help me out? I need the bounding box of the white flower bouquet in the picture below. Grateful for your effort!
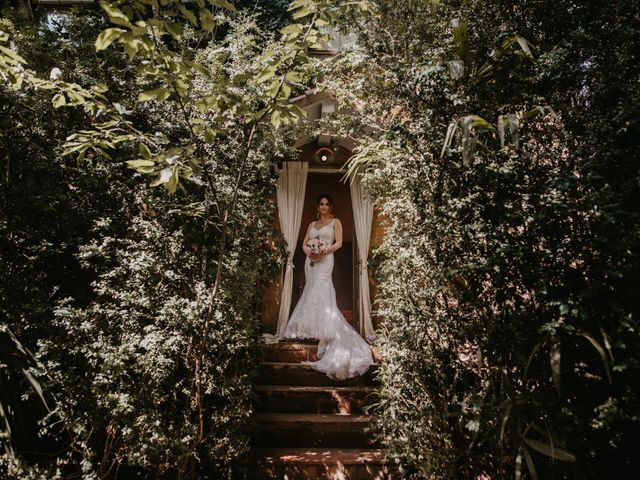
[307,237,329,266]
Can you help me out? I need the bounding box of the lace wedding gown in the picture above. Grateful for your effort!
[283,219,375,380]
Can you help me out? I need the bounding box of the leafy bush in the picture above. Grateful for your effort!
[331,0,640,478]
[38,203,273,478]
[1,3,290,478]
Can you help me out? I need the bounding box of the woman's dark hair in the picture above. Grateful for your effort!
[317,193,334,206]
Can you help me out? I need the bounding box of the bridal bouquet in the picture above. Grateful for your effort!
[307,237,329,267]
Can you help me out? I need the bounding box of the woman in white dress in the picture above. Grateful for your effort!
[283,193,375,380]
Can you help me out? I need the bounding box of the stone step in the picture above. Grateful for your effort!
[249,448,397,480]
[251,413,377,448]
[258,362,378,387]
[261,341,320,363]
[255,385,376,414]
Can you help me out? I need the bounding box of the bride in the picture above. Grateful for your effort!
[283,193,375,380]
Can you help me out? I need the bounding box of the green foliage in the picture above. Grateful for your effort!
[33,0,335,194]
[0,1,305,477]
[330,0,640,478]
[37,208,270,477]
[4,0,638,478]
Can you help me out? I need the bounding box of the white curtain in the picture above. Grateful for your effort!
[350,176,376,343]
[275,161,309,338]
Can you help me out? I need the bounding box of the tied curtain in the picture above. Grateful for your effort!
[350,176,376,343]
[275,161,309,338]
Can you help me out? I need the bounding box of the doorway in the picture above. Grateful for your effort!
[290,172,355,327]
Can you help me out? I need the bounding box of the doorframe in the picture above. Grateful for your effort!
[298,167,361,335]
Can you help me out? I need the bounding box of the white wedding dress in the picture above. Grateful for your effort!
[283,219,375,380]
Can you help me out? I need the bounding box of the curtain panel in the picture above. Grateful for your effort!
[275,161,309,338]
[350,176,376,343]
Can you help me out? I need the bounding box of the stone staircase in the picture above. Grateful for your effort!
[249,340,395,479]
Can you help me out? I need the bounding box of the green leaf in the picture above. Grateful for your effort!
[281,23,303,36]
[515,448,523,480]
[523,106,547,119]
[0,45,26,64]
[184,60,211,78]
[124,41,145,62]
[285,71,302,83]
[292,5,312,19]
[211,0,236,10]
[288,0,309,11]
[516,36,533,57]
[580,333,613,383]
[287,103,307,120]
[165,21,183,40]
[138,143,152,160]
[166,168,178,193]
[67,91,85,106]
[522,437,576,462]
[99,2,131,27]
[148,18,163,30]
[499,402,512,445]
[452,20,470,66]
[600,325,614,363]
[522,447,539,480]
[177,5,198,26]
[61,142,86,156]
[138,88,170,102]
[469,115,496,131]
[204,128,217,144]
[232,73,250,85]
[95,28,125,51]
[267,79,280,97]
[20,368,49,410]
[200,9,215,33]
[477,61,493,78]
[52,93,66,108]
[524,341,543,379]
[174,79,189,97]
[281,82,292,98]
[127,159,155,168]
[271,110,282,130]
[255,67,276,84]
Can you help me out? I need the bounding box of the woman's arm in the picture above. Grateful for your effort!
[302,222,314,257]
[325,219,343,254]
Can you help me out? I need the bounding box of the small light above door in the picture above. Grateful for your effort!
[314,147,335,164]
